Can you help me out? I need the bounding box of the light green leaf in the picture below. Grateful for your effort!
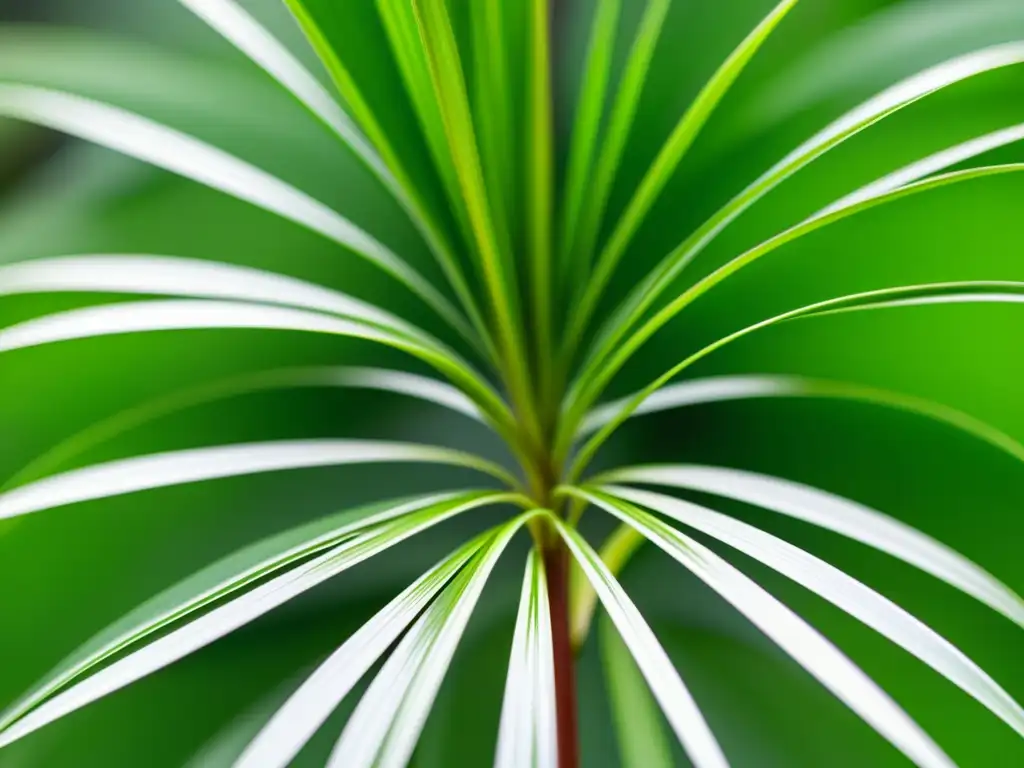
[568,159,1024,429]
[0,491,465,736]
[5,365,484,490]
[596,465,1024,629]
[0,84,475,344]
[0,493,517,747]
[578,492,955,768]
[560,0,621,276]
[599,485,1024,737]
[409,0,533,426]
[570,0,799,346]
[577,374,1024,463]
[495,549,557,768]
[0,439,519,522]
[553,518,728,768]
[233,530,491,768]
[599,612,674,768]
[569,0,671,283]
[279,0,494,358]
[0,254,435,345]
[569,277,1024,479]
[0,298,515,431]
[578,44,1024,394]
[327,511,541,768]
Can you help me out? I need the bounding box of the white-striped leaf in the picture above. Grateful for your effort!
[0,493,516,747]
[0,254,432,344]
[0,491,470,734]
[495,549,557,768]
[0,439,517,522]
[327,512,539,768]
[232,531,492,768]
[552,519,729,768]
[580,492,955,768]
[0,84,470,338]
[577,374,1024,462]
[598,485,1024,737]
[599,464,1024,629]
[0,299,512,427]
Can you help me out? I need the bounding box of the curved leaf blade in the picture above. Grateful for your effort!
[0,254,432,344]
[0,84,472,341]
[0,439,518,522]
[577,374,1024,463]
[600,485,1024,737]
[0,494,515,748]
[570,279,1024,478]
[495,549,557,768]
[0,299,514,430]
[0,491,468,733]
[600,465,1024,629]
[572,0,800,343]
[233,531,491,768]
[578,491,955,768]
[327,511,539,768]
[552,519,728,768]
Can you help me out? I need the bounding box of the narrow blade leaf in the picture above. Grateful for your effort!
[552,519,728,768]
[578,374,1024,463]
[578,491,955,768]
[0,491,469,732]
[0,494,515,747]
[233,532,491,768]
[598,465,1024,629]
[0,84,472,340]
[600,485,1024,737]
[0,439,517,522]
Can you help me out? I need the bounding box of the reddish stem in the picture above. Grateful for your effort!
[545,543,579,768]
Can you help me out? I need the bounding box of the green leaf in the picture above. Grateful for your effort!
[577,374,1024,463]
[178,0,492,356]
[578,491,955,768]
[0,84,476,346]
[577,44,1024,383]
[595,465,1024,630]
[0,298,516,432]
[326,510,541,767]
[0,440,520,522]
[5,365,485,490]
[495,549,557,768]
[569,0,671,285]
[0,491,462,736]
[559,0,621,276]
[527,0,554,368]
[0,493,517,747]
[552,518,728,768]
[599,612,673,768]
[375,0,475,248]
[569,278,1024,479]
[409,0,533,425]
[598,485,1024,738]
[564,161,1024,448]
[0,254,438,346]
[233,530,492,768]
[569,0,800,347]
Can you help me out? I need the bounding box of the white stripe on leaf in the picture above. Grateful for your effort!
[580,491,955,768]
[599,485,1024,737]
[600,465,1024,629]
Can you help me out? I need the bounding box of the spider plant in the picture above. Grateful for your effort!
[0,0,1023,765]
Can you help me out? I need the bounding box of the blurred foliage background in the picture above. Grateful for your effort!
[0,0,1021,765]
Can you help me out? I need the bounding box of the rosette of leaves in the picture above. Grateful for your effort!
[0,0,1022,766]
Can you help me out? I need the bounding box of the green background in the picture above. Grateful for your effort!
[0,0,1021,765]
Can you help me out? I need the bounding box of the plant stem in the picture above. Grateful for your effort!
[545,541,580,768]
